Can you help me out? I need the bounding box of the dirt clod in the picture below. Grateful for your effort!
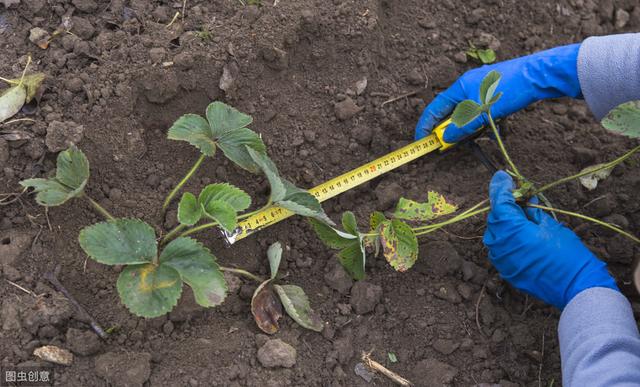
[45,121,84,152]
[257,339,297,368]
[350,281,382,315]
[66,328,102,356]
[94,351,151,387]
[416,241,462,277]
[334,97,363,121]
[324,263,353,294]
[413,358,458,387]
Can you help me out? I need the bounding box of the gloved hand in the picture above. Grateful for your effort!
[483,171,618,309]
[415,44,583,142]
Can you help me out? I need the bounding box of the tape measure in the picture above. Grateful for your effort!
[224,119,454,244]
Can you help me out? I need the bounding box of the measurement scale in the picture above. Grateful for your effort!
[224,119,454,244]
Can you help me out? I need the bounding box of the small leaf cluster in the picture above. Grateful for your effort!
[450,70,502,128]
[311,192,457,278]
[466,44,496,64]
[251,242,323,333]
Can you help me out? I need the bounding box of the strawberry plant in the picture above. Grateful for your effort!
[21,102,325,332]
[313,71,640,281]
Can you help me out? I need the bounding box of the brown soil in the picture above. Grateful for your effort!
[1,0,640,386]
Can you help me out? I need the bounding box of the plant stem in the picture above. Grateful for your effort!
[179,221,218,238]
[412,199,489,232]
[527,203,640,244]
[414,207,490,236]
[219,266,264,283]
[162,154,206,212]
[83,194,115,221]
[533,145,640,195]
[161,224,187,244]
[18,56,31,87]
[487,113,522,179]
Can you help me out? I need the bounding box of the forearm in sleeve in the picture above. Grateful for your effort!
[577,33,640,120]
[559,287,640,386]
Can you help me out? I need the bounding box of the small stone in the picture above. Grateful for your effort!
[45,121,84,152]
[354,362,375,382]
[95,352,151,387]
[435,283,462,304]
[324,264,353,294]
[33,345,73,366]
[453,52,467,63]
[66,77,84,93]
[257,339,297,368]
[350,281,382,315]
[432,339,459,355]
[29,27,50,48]
[334,97,363,121]
[615,9,630,28]
[355,77,367,95]
[551,104,568,115]
[477,32,501,51]
[219,62,237,92]
[66,328,102,356]
[406,69,424,86]
[457,283,473,300]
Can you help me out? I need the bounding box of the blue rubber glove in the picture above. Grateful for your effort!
[483,171,618,309]
[415,44,583,142]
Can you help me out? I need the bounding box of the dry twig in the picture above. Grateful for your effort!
[362,351,413,386]
[381,90,419,107]
[475,282,487,336]
[44,265,108,339]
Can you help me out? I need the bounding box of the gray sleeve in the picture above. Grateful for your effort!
[577,33,640,120]
[559,287,640,386]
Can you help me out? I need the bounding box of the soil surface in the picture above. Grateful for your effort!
[2,0,640,386]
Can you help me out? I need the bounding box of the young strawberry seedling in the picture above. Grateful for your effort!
[313,71,640,281]
[21,102,325,333]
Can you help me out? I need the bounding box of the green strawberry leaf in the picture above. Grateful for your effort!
[216,127,266,173]
[248,148,286,201]
[601,100,640,138]
[117,263,182,318]
[451,100,482,127]
[393,192,457,222]
[78,219,158,265]
[198,183,251,212]
[274,284,323,332]
[177,192,202,226]
[379,219,418,272]
[479,70,501,106]
[160,237,227,307]
[477,48,496,64]
[310,215,366,280]
[205,101,253,136]
[167,114,217,156]
[201,200,237,232]
[267,242,283,280]
[167,102,266,172]
[20,146,90,206]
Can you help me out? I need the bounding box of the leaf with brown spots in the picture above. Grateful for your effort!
[251,280,283,334]
[379,219,418,272]
[393,192,457,222]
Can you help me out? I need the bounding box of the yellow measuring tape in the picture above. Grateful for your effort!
[224,119,454,244]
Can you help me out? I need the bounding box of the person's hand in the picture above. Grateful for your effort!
[415,44,583,143]
[483,171,618,309]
